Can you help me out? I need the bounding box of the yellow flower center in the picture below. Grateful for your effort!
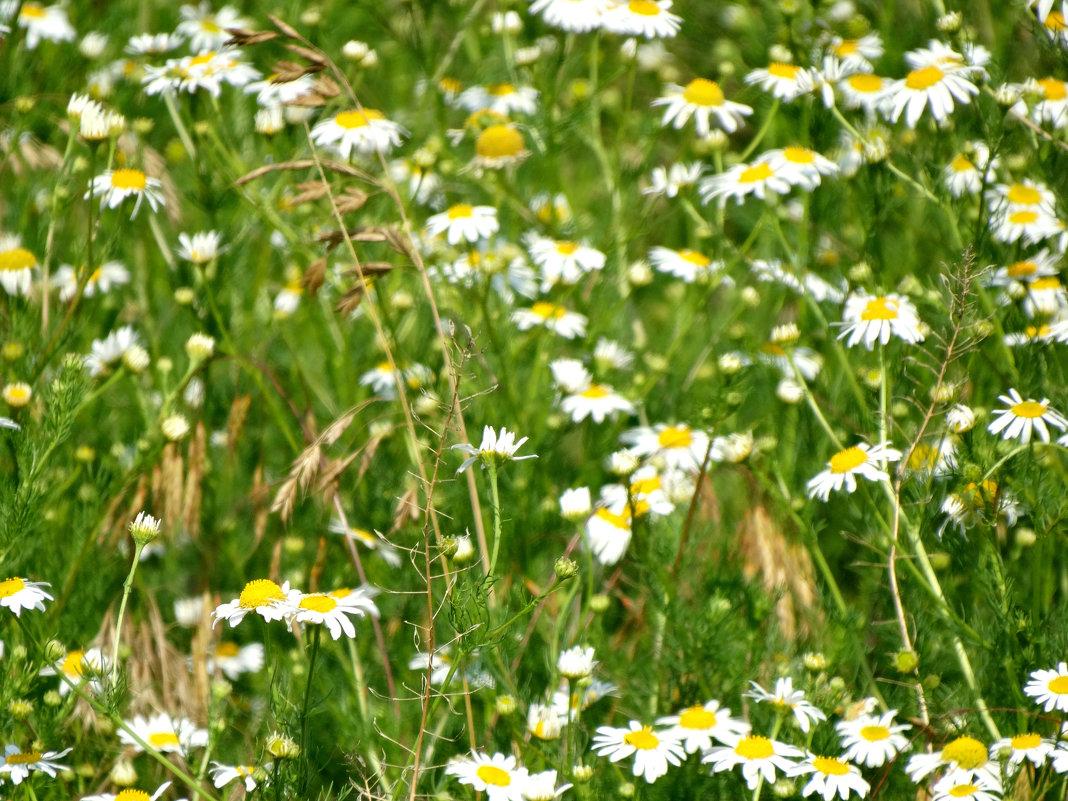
[739,163,774,183]
[623,727,660,750]
[5,751,42,765]
[835,39,859,55]
[594,507,630,528]
[948,785,978,798]
[829,446,868,474]
[447,204,474,219]
[908,444,936,470]
[1007,184,1042,205]
[678,705,717,729]
[299,594,338,613]
[905,65,945,90]
[216,642,241,658]
[110,169,147,191]
[861,296,899,320]
[847,73,883,93]
[631,477,660,495]
[1039,78,1068,100]
[1009,210,1038,224]
[1025,325,1051,339]
[0,247,36,272]
[1011,732,1042,749]
[768,62,800,79]
[1045,11,1066,30]
[555,241,580,255]
[678,249,711,266]
[860,724,890,741]
[149,732,181,748]
[238,579,285,609]
[682,78,725,107]
[760,342,786,356]
[1007,260,1036,277]
[735,735,774,760]
[476,765,512,786]
[486,83,516,96]
[628,0,661,15]
[5,385,30,405]
[20,3,46,18]
[335,109,386,129]
[330,587,354,598]
[201,18,221,32]
[475,125,524,159]
[439,77,462,94]
[0,577,25,598]
[941,736,988,769]
[1031,276,1061,290]
[116,791,152,801]
[531,301,566,319]
[582,385,611,399]
[813,756,850,776]
[658,425,693,449]
[1048,675,1068,694]
[962,480,998,507]
[782,146,815,164]
[237,766,254,776]
[950,154,975,172]
[62,649,86,675]
[1011,400,1047,419]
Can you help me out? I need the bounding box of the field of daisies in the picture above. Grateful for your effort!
[7,0,1068,800]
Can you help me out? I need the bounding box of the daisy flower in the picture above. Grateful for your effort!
[836,73,891,112]
[591,721,685,783]
[118,713,208,754]
[760,147,838,191]
[906,736,1002,789]
[789,754,870,800]
[310,109,407,158]
[454,426,537,473]
[643,162,704,198]
[836,292,925,349]
[528,0,610,32]
[745,62,814,101]
[0,234,36,296]
[82,782,171,801]
[987,179,1058,216]
[829,33,883,72]
[53,261,129,301]
[210,762,265,791]
[557,645,597,679]
[551,678,617,717]
[294,587,379,640]
[84,326,142,377]
[0,577,52,616]
[177,230,223,264]
[511,302,588,339]
[523,769,572,801]
[212,579,299,628]
[699,160,793,205]
[177,2,247,52]
[648,246,724,283]
[1023,277,1068,317]
[11,2,75,49]
[446,751,530,801]
[600,467,675,518]
[584,505,633,564]
[425,204,499,244]
[39,647,109,695]
[991,207,1062,245]
[931,774,1001,801]
[206,642,264,680]
[125,32,184,55]
[1033,77,1068,127]
[656,700,750,753]
[988,250,1059,287]
[559,486,592,520]
[836,709,911,768]
[528,703,565,740]
[943,143,995,197]
[757,341,823,381]
[328,520,402,566]
[704,733,803,789]
[601,0,681,38]
[0,744,71,785]
[807,442,902,501]
[746,677,827,733]
[987,389,1067,444]
[1030,0,1067,22]
[472,123,530,169]
[244,73,316,107]
[990,732,1053,771]
[652,78,753,136]
[621,423,711,471]
[561,384,635,423]
[524,233,606,289]
[458,83,539,115]
[87,169,164,218]
[886,62,979,128]
[1024,663,1068,711]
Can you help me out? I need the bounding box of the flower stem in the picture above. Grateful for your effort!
[111,542,145,679]
[486,462,503,579]
[300,624,322,794]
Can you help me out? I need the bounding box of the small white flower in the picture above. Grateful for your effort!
[560,384,635,423]
[118,713,208,754]
[0,577,53,617]
[210,762,266,792]
[652,78,753,136]
[591,721,685,783]
[511,303,588,339]
[425,204,499,244]
[557,645,596,679]
[746,677,827,733]
[987,389,1068,444]
[446,751,529,801]
[601,0,681,38]
[559,487,592,521]
[87,169,164,218]
[930,773,1001,801]
[0,744,72,785]
[293,587,379,640]
[656,700,750,753]
[206,642,265,680]
[454,426,537,473]
[703,733,803,789]
[835,710,911,768]
[310,108,407,158]
[788,754,870,800]
[177,231,223,264]
[211,579,299,628]
[837,292,925,349]
[807,442,902,501]
[1024,662,1068,712]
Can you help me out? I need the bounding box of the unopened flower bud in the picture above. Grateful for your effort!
[555,557,579,580]
[496,694,518,715]
[266,732,300,759]
[129,511,161,547]
[185,333,215,363]
[110,758,138,786]
[122,344,150,373]
[895,650,919,673]
[161,414,190,442]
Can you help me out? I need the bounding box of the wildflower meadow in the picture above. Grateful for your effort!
[4,0,1068,800]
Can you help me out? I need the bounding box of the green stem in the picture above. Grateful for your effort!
[111,542,145,678]
[300,625,322,794]
[486,462,503,579]
[739,99,779,162]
